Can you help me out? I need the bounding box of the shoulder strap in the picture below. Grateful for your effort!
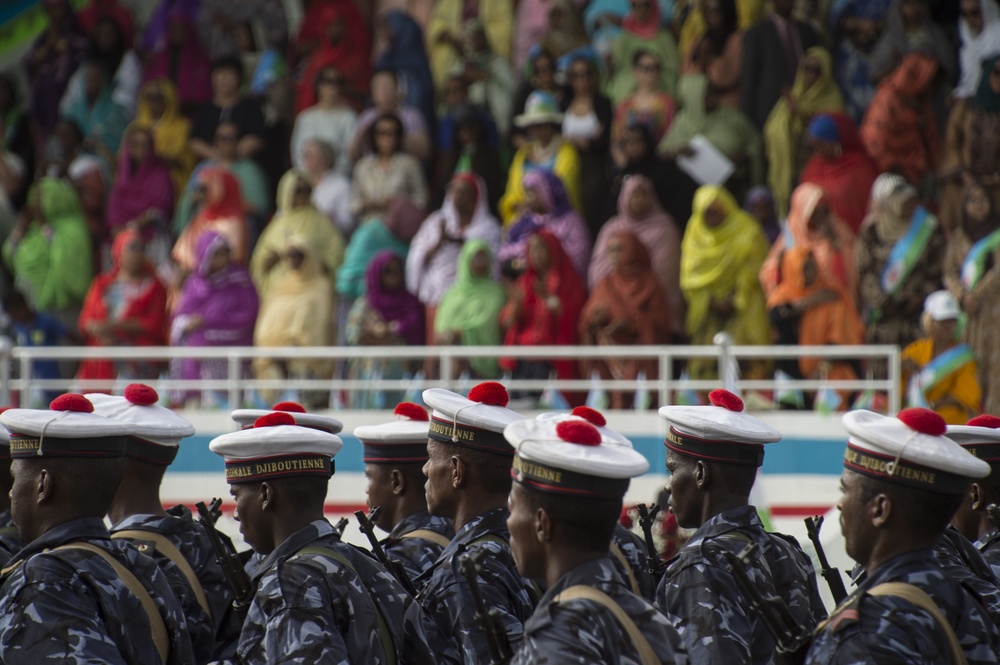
[608,542,642,596]
[113,529,213,622]
[554,585,661,665]
[297,545,396,665]
[53,542,170,665]
[399,529,451,549]
[470,534,508,548]
[867,582,968,665]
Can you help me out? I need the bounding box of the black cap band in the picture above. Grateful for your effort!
[960,443,1000,465]
[664,427,765,467]
[362,443,429,464]
[9,434,127,459]
[428,416,513,456]
[844,443,971,495]
[225,454,334,483]
[124,436,179,466]
[512,454,630,499]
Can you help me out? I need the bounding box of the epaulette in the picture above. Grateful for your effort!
[821,593,863,635]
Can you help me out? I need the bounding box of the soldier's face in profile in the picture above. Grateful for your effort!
[507,483,543,580]
[837,470,873,564]
[423,441,456,519]
[364,464,393,530]
[664,451,699,529]
[231,482,271,554]
[10,460,39,543]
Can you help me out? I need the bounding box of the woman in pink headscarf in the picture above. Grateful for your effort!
[106,125,174,251]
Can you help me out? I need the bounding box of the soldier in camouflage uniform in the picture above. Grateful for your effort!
[414,383,539,665]
[505,415,687,664]
[90,385,241,663]
[210,411,432,665]
[0,395,196,664]
[0,421,23,565]
[949,416,1000,580]
[355,402,454,583]
[656,390,826,664]
[807,409,1000,664]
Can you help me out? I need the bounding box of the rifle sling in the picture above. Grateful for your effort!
[113,529,213,622]
[53,542,170,665]
[554,585,661,665]
[399,529,451,548]
[867,583,967,665]
[609,542,642,596]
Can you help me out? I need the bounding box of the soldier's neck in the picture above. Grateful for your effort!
[700,495,749,527]
[386,496,429,533]
[452,492,508,532]
[107,492,168,527]
[272,508,325,548]
[864,533,939,575]
[545,548,607,589]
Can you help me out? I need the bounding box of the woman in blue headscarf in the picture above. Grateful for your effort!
[376,10,436,135]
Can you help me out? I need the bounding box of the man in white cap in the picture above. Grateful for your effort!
[0,412,23,566]
[948,415,1000,580]
[416,381,539,664]
[505,414,686,663]
[209,412,432,664]
[89,384,241,663]
[355,402,454,581]
[231,400,343,433]
[656,389,825,664]
[806,408,1000,664]
[0,394,196,664]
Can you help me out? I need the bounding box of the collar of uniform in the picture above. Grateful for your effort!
[386,510,453,542]
[110,512,187,536]
[446,506,509,556]
[684,505,762,551]
[526,557,626,632]
[976,528,1000,553]
[250,519,337,584]
[858,549,940,591]
[11,516,111,564]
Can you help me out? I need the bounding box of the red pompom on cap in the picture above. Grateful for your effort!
[709,389,744,412]
[556,420,602,446]
[467,382,510,407]
[254,412,296,428]
[571,406,606,427]
[394,402,429,421]
[968,415,1000,429]
[272,401,306,413]
[124,383,159,406]
[898,408,947,436]
[50,394,95,413]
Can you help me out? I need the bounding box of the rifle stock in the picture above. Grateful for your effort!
[355,507,418,596]
[804,515,848,605]
[459,549,513,665]
[195,498,254,621]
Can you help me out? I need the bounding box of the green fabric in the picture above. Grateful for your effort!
[171,160,270,236]
[606,30,680,103]
[0,0,87,59]
[3,178,93,311]
[433,240,505,378]
[335,219,409,300]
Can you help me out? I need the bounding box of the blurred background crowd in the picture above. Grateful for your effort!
[0,0,996,420]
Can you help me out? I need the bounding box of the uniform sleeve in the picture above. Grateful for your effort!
[258,606,352,665]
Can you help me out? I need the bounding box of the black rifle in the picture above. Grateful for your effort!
[459,549,513,665]
[334,517,349,535]
[636,503,666,577]
[196,498,254,621]
[355,506,417,595]
[804,515,848,605]
[722,542,811,665]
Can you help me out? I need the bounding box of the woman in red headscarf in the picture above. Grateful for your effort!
[296,1,372,112]
[78,228,168,384]
[172,167,249,276]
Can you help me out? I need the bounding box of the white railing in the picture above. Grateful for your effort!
[0,340,902,413]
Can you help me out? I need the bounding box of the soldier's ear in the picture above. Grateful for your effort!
[36,468,52,504]
[390,469,406,495]
[869,492,891,528]
[970,483,985,511]
[259,481,274,511]
[451,455,465,489]
[536,507,552,542]
[693,460,708,489]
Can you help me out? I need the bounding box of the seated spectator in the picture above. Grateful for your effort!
[252,170,346,295]
[766,246,864,391]
[591,174,683,336]
[940,56,1000,232]
[499,170,591,280]
[350,70,432,163]
[607,0,680,102]
[134,79,195,203]
[540,0,589,59]
[580,231,671,408]
[861,53,941,188]
[24,0,89,137]
[436,74,498,155]
[869,0,956,89]
[189,56,265,162]
[351,113,429,221]
[956,0,1000,100]
[659,75,764,196]
[291,66,358,177]
[301,139,354,239]
[3,290,70,407]
[3,178,93,329]
[510,47,569,150]
[63,59,129,157]
[857,174,946,353]
[900,290,980,424]
[427,0,512,94]
[829,0,890,123]
[676,0,762,58]
[346,250,424,408]
[172,120,270,237]
[611,50,676,169]
[452,20,516,138]
[197,0,287,60]
[252,236,333,406]
[744,186,781,245]
[764,47,845,216]
[106,125,174,255]
[434,240,505,379]
[681,0,742,109]
[78,0,135,43]
[944,178,1000,414]
[375,10,436,133]
[407,174,500,336]
[681,185,771,380]
[515,1,561,72]
[435,104,503,214]
[65,154,109,255]
[760,183,858,304]
[171,231,259,407]
[172,167,250,276]
[77,228,167,383]
[500,92,582,225]
[0,74,34,209]
[499,230,586,387]
[61,15,141,117]
[141,12,211,111]
[799,113,880,233]
[294,0,371,98]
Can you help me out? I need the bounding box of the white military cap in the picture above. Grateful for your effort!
[354,402,430,464]
[0,394,132,458]
[843,408,990,495]
[210,412,344,484]
[659,389,781,467]
[505,417,649,499]
[535,406,632,447]
[423,382,524,456]
[86,384,195,465]
[947,415,1000,468]
[231,401,343,434]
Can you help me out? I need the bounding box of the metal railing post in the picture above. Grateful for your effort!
[888,346,901,415]
[440,348,454,391]
[0,338,10,406]
[18,354,31,408]
[658,348,670,406]
[228,351,241,411]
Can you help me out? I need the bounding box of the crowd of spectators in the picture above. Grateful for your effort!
[0,0,997,420]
